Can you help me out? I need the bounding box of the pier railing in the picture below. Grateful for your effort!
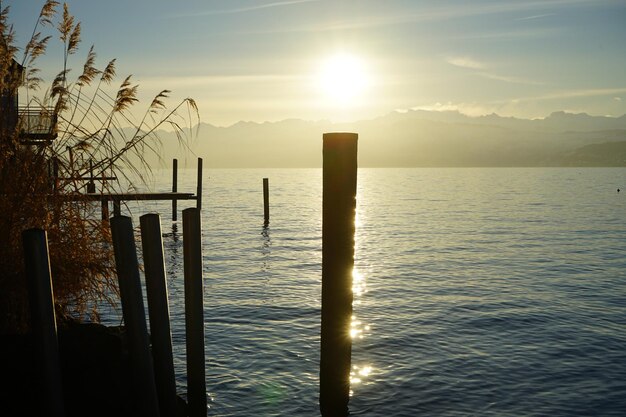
[18,106,58,144]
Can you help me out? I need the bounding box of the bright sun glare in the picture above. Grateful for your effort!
[317,53,369,106]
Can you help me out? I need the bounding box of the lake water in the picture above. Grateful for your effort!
[104,167,626,416]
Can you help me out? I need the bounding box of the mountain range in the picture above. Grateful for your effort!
[143,110,626,168]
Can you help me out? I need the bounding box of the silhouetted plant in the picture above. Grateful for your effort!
[0,1,198,333]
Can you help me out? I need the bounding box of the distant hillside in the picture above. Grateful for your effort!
[140,110,626,168]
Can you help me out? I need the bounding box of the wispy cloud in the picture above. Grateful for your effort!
[446,56,486,70]
[477,72,544,85]
[231,0,606,34]
[508,87,626,103]
[409,102,497,117]
[445,55,542,85]
[171,0,318,18]
[515,13,556,21]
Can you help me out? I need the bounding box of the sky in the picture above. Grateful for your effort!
[7,0,626,126]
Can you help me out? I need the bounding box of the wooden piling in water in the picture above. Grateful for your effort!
[263,177,270,225]
[87,160,96,193]
[101,200,109,221]
[319,132,358,417]
[172,159,178,221]
[183,207,207,416]
[110,216,161,417]
[22,228,66,417]
[113,199,121,217]
[196,158,203,211]
[140,213,179,417]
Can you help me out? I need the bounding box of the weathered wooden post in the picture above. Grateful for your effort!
[113,199,121,217]
[196,157,203,211]
[172,159,178,221]
[140,214,179,417]
[22,228,66,417]
[320,132,358,417]
[87,159,96,193]
[101,200,109,221]
[263,177,270,225]
[183,207,207,416]
[110,216,161,417]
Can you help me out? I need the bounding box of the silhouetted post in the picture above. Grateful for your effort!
[183,208,207,417]
[113,199,121,216]
[196,157,203,211]
[87,160,96,193]
[140,214,178,417]
[320,132,358,417]
[101,200,109,221]
[22,229,66,417]
[263,178,270,225]
[110,216,161,417]
[172,159,178,221]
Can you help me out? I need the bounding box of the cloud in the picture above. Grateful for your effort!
[137,74,307,89]
[477,72,544,85]
[515,13,556,21]
[171,0,318,18]
[410,102,497,117]
[230,0,606,34]
[508,87,626,103]
[446,56,486,70]
[445,56,542,85]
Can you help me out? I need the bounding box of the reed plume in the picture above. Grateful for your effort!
[0,1,199,333]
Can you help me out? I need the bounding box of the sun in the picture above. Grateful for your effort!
[317,53,369,106]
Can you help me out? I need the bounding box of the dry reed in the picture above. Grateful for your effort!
[0,1,198,333]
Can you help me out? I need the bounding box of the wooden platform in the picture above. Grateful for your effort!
[58,158,203,220]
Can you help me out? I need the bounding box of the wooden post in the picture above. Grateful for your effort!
[183,207,207,417]
[110,216,161,417]
[319,132,358,417]
[66,146,73,171]
[172,159,178,221]
[263,178,270,225]
[22,229,66,417]
[196,157,203,211]
[87,159,95,193]
[140,214,179,417]
[101,200,109,221]
[113,199,121,216]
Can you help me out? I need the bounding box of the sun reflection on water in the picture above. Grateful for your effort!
[349,365,375,396]
[349,265,374,398]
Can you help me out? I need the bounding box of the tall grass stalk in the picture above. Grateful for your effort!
[0,1,198,333]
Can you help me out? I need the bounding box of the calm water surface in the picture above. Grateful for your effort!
[105,168,626,416]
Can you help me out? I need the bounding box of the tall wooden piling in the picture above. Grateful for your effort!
[263,177,270,225]
[183,207,207,416]
[101,200,109,221]
[172,159,178,221]
[140,214,179,417]
[22,229,66,417]
[87,160,96,193]
[110,216,161,417]
[196,157,203,211]
[320,132,358,417]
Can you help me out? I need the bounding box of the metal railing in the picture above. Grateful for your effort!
[18,106,58,141]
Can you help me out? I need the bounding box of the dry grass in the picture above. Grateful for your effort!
[0,1,198,333]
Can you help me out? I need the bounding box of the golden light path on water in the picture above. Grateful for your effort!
[349,265,374,395]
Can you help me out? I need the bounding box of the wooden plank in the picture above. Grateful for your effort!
[60,192,197,202]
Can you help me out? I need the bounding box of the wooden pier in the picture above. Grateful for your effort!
[61,158,203,220]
